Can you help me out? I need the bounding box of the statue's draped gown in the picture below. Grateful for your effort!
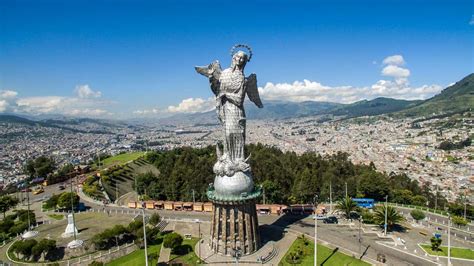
[218,68,247,162]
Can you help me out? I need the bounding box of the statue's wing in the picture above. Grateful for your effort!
[195,60,221,96]
[246,73,263,108]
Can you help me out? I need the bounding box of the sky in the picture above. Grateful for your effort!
[1,0,473,119]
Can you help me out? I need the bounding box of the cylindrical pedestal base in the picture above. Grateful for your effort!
[210,200,260,256]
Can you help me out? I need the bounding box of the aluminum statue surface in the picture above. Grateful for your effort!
[195,44,263,197]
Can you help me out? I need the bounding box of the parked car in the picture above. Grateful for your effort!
[323,216,338,224]
[58,185,65,190]
[312,214,327,220]
[33,187,44,195]
[21,188,32,192]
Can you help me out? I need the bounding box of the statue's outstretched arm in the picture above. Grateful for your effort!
[195,60,222,96]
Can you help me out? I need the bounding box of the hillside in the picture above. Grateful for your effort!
[100,157,160,202]
[330,97,421,118]
[397,73,474,117]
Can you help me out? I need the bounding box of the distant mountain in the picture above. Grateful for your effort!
[0,114,124,133]
[329,97,421,118]
[155,100,343,126]
[245,100,342,120]
[397,73,474,117]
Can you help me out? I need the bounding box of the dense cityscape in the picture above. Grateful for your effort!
[1,113,472,202]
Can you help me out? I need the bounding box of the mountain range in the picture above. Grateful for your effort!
[1,73,473,126]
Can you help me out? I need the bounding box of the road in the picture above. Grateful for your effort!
[21,183,473,266]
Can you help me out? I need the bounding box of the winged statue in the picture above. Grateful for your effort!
[195,44,263,176]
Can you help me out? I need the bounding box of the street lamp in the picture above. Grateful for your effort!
[313,194,318,266]
[359,217,363,258]
[448,213,451,266]
[384,195,388,236]
[195,219,201,261]
[142,208,149,266]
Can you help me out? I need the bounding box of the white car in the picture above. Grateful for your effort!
[312,214,327,220]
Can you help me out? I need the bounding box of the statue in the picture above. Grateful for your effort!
[196,44,263,255]
[195,44,263,178]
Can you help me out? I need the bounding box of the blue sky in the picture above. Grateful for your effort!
[1,0,473,118]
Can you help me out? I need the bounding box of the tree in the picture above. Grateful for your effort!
[373,205,404,231]
[35,239,56,259]
[0,195,19,218]
[430,236,442,251]
[391,189,413,205]
[57,192,79,209]
[15,239,38,260]
[163,232,183,252]
[25,156,56,178]
[359,172,389,201]
[149,213,161,227]
[451,216,468,226]
[17,209,36,224]
[410,209,425,222]
[44,194,61,209]
[9,222,28,235]
[336,196,358,219]
[411,195,427,207]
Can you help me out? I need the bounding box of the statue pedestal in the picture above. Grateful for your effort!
[207,185,261,256]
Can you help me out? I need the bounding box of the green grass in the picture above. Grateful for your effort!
[47,214,64,220]
[169,238,201,265]
[279,236,370,266]
[97,152,146,168]
[106,244,161,266]
[420,244,474,260]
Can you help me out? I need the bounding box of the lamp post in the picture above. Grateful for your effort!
[313,194,318,266]
[142,208,149,266]
[359,217,363,257]
[384,195,388,236]
[345,182,348,199]
[447,210,451,266]
[70,179,77,242]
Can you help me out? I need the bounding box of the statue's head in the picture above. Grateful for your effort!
[230,44,252,71]
[231,51,248,70]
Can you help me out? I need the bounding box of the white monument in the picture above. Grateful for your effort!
[62,214,78,238]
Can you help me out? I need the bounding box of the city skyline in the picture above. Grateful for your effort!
[1,0,473,119]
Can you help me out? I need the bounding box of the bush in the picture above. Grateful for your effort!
[430,236,442,251]
[451,216,468,226]
[149,213,161,227]
[163,232,183,252]
[360,209,375,224]
[9,222,28,236]
[410,209,425,221]
[16,210,36,224]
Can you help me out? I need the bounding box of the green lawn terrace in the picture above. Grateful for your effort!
[106,244,161,266]
[279,235,370,266]
[94,151,146,169]
[106,237,200,265]
[420,244,474,260]
[15,212,133,261]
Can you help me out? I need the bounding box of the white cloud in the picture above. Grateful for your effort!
[382,65,410,79]
[258,54,442,103]
[74,84,102,98]
[68,108,111,116]
[133,108,162,115]
[167,97,215,113]
[382,55,405,66]
[0,90,19,112]
[469,15,474,25]
[1,85,113,117]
